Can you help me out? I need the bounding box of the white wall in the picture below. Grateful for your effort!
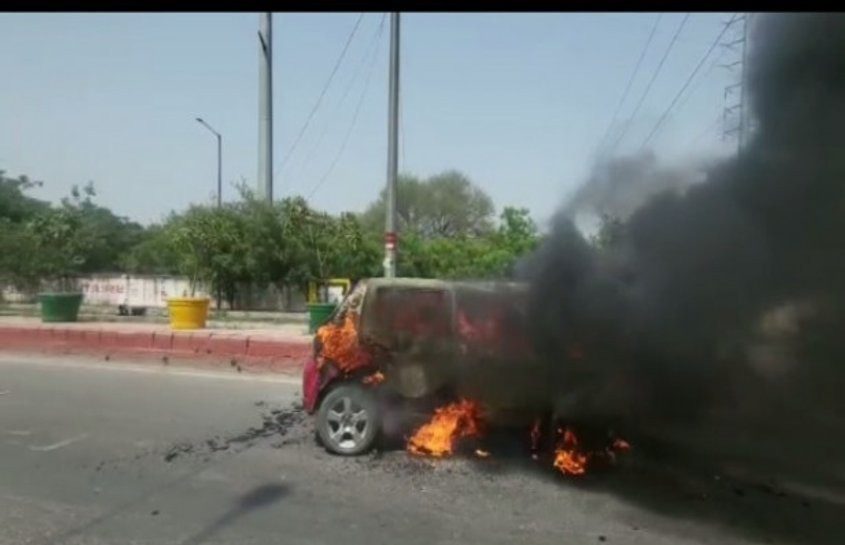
[2,274,307,312]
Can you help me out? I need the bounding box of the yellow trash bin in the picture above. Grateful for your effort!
[166,297,210,330]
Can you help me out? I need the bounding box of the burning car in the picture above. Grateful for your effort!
[302,278,554,455]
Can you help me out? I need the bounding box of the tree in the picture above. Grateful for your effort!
[272,198,380,287]
[0,170,50,223]
[394,206,540,280]
[168,204,252,305]
[235,190,299,289]
[26,197,97,291]
[64,182,145,273]
[320,212,382,280]
[154,187,381,308]
[0,171,51,291]
[396,230,433,278]
[590,212,625,250]
[1,177,145,285]
[474,206,540,278]
[119,224,180,275]
[361,170,495,238]
[1,165,543,302]
[496,206,539,255]
[0,221,40,291]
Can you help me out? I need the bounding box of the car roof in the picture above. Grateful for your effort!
[363,277,453,290]
[362,277,528,292]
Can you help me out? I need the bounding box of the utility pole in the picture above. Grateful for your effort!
[720,13,749,154]
[383,12,400,278]
[195,117,222,208]
[258,12,273,201]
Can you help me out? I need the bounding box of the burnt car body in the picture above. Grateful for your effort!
[302,277,554,455]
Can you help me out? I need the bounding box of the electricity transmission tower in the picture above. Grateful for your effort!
[720,13,751,153]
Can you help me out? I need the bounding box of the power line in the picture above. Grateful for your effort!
[685,110,723,149]
[273,12,365,181]
[306,15,386,201]
[672,38,729,116]
[307,43,382,201]
[287,14,386,195]
[596,13,663,158]
[606,13,691,156]
[640,14,738,150]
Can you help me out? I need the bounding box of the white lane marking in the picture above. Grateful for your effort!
[0,389,9,395]
[6,430,32,436]
[29,433,89,452]
[0,355,301,385]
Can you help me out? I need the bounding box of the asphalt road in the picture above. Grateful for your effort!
[1,354,842,545]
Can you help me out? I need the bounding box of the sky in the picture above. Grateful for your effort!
[0,12,741,228]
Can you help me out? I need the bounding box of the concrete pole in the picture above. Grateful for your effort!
[216,133,222,208]
[383,12,400,278]
[258,13,273,201]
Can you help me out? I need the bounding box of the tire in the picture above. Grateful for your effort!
[316,383,381,456]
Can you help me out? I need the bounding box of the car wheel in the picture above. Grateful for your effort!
[316,383,380,455]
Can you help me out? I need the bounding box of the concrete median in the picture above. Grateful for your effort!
[0,320,311,374]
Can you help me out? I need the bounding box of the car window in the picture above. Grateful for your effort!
[367,287,452,347]
[328,281,366,325]
[455,288,532,357]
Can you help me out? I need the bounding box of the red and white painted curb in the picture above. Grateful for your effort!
[0,324,311,374]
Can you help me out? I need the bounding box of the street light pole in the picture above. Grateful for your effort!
[257,13,273,202]
[384,12,400,278]
[196,117,222,208]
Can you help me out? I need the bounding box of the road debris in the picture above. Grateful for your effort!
[161,402,307,462]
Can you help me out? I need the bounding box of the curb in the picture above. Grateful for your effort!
[0,324,311,374]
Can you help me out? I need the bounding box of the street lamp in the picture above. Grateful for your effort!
[195,117,222,208]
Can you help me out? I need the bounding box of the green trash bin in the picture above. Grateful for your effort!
[39,292,84,323]
[307,302,337,334]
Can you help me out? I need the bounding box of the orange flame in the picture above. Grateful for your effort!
[362,371,385,385]
[553,427,588,476]
[553,427,632,475]
[407,399,483,458]
[316,312,372,374]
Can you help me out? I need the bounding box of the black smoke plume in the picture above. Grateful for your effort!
[522,13,845,445]
[566,152,706,223]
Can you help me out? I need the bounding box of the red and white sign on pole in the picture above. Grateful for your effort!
[384,232,398,251]
[383,231,398,277]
